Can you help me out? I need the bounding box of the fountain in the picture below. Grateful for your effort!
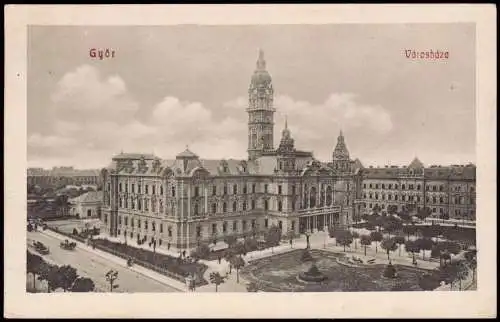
[383,261,398,279]
[297,249,328,283]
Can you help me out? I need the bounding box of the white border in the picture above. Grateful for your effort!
[4,4,497,318]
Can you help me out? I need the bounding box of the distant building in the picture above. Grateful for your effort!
[358,158,476,221]
[69,191,103,218]
[27,166,101,187]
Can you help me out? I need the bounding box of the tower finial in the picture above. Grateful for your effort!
[340,129,343,137]
[285,115,288,129]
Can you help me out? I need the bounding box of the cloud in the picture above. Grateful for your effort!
[29,64,394,168]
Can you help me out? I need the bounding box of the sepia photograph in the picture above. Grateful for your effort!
[5,4,497,319]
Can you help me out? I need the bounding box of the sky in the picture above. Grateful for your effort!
[27,24,476,169]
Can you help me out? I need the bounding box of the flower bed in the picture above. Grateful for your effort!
[94,238,209,286]
[206,240,271,261]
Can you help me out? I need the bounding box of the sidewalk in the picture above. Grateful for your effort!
[40,229,187,292]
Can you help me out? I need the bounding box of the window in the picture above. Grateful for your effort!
[243,201,247,211]
[432,197,437,204]
[363,184,367,189]
[252,184,256,193]
[242,220,247,231]
[138,185,142,194]
[291,221,295,230]
[292,201,295,211]
[264,218,269,228]
[138,220,141,228]
[402,184,405,190]
[107,183,111,192]
[144,199,149,211]
[382,184,385,189]
[152,222,156,231]
[145,220,148,230]
[409,184,414,190]
[375,193,379,200]
[196,226,201,237]
[264,200,269,210]
[433,186,437,192]
[223,202,227,212]
[223,222,227,233]
[292,185,296,195]
[394,184,398,189]
[243,185,247,194]
[132,184,135,193]
[440,197,444,203]
[119,183,122,192]
[145,185,149,194]
[194,204,199,215]
[138,199,142,210]
[388,184,392,189]
[212,203,217,214]
[233,184,238,195]
[160,223,163,233]
[395,195,399,201]
[125,184,128,193]
[278,201,283,212]
[223,185,228,195]
[278,185,282,194]
[369,184,372,189]
[388,194,392,200]
[252,220,256,229]
[440,185,444,192]
[212,223,217,234]
[264,184,268,193]
[168,226,172,237]
[152,186,156,195]
[251,200,256,210]
[212,186,217,196]
[124,217,128,226]
[417,184,421,190]
[130,232,133,238]
[232,202,237,212]
[118,216,122,225]
[172,186,176,197]
[194,186,199,197]
[131,219,135,227]
[119,198,123,208]
[160,186,163,195]
[376,184,379,189]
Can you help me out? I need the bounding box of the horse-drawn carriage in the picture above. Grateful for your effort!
[60,239,77,250]
[32,240,50,255]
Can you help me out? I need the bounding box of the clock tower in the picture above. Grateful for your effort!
[247,49,275,161]
[332,130,351,173]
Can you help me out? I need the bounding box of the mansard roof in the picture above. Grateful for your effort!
[112,152,157,161]
[408,157,424,169]
[362,163,476,181]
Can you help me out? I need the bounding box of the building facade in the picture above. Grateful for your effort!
[100,51,360,251]
[69,191,103,218]
[27,167,101,187]
[358,158,476,221]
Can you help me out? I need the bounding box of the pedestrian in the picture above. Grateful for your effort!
[167,242,171,250]
[182,250,186,258]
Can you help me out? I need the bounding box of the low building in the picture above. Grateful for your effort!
[69,191,103,218]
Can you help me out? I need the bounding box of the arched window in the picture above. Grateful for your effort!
[243,201,247,211]
[232,201,237,212]
[171,186,176,197]
[212,203,217,214]
[223,202,227,212]
[326,186,333,206]
[309,187,317,208]
[233,184,238,195]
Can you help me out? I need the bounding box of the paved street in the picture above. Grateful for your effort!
[27,231,179,293]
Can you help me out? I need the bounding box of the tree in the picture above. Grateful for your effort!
[454,260,469,291]
[381,237,398,260]
[404,240,420,264]
[230,255,246,283]
[464,250,477,283]
[415,238,434,260]
[190,244,211,260]
[246,282,259,292]
[418,273,440,291]
[223,235,237,248]
[209,272,225,292]
[264,225,281,253]
[351,231,360,250]
[71,277,95,292]
[105,270,119,292]
[439,262,459,290]
[244,237,258,252]
[37,262,60,293]
[416,207,432,222]
[233,241,246,256]
[27,251,44,291]
[382,216,403,238]
[57,265,78,292]
[403,224,417,239]
[387,205,398,216]
[393,235,406,256]
[336,230,353,252]
[370,231,383,253]
[224,248,236,273]
[360,235,372,256]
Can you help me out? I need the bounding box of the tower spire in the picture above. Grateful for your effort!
[256,48,266,70]
[285,115,288,129]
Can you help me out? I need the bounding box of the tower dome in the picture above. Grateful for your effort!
[250,49,272,88]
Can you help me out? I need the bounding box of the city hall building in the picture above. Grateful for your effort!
[100,51,362,250]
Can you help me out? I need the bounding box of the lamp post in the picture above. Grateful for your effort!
[305,231,311,249]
